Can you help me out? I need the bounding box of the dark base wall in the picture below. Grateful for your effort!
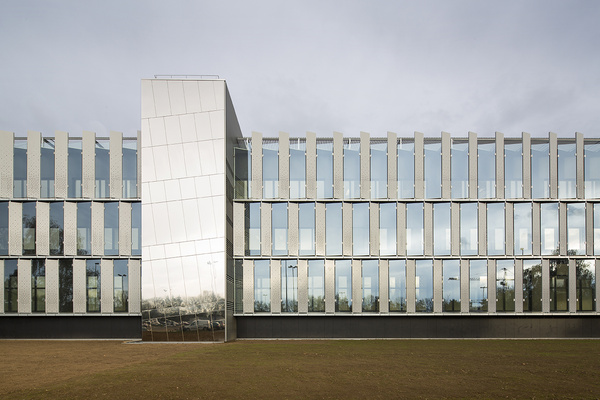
[236,316,600,339]
[0,316,142,339]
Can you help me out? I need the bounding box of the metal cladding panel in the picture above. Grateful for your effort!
[45,259,59,313]
[460,259,469,313]
[559,202,567,255]
[441,132,451,199]
[478,202,486,256]
[110,131,123,200]
[137,130,141,197]
[305,132,317,199]
[406,259,416,313]
[82,131,95,199]
[0,131,13,198]
[233,202,244,256]
[73,259,86,313]
[360,132,369,199]
[370,203,378,257]
[514,259,523,312]
[119,202,132,256]
[63,202,77,256]
[433,259,442,313]
[315,202,325,256]
[9,201,22,255]
[414,132,424,199]
[468,132,478,199]
[333,132,343,199]
[141,80,156,119]
[532,202,541,256]
[586,202,593,255]
[288,202,298,256]
[54,131,68,198]
[342,202,352,256]
[243,259,254,313]
[101,259,113,314]
[379,259,389,313]
[542,259,550,313]
[451,202,460,256]
[261,202,270,257]
[91,202,104,256]
[297,259,308,313]
[397,202,406,256]
[505,202,513,256]
[576,132,584,199]
[423,202,433,256]
[279,132,289,199]
[549,132,558,198]
[495,132,504,199]
[18,259,31,313]
[27,131,41,198]
[522,132,531,199]
[387,132,397,199]
[36,201,50,255]
[128,259,141,314]
[0,260,3,313]
[271,259,281,314]
[487,259,496,313]
[251,132,262,199]
[183,80,201,113]
[569,259,576,313]
[352,259,361,313]
[167,80,186,115]
[152,80,171,117]
[325,260,335,313]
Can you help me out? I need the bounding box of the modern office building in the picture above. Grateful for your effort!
[1,78,599,340]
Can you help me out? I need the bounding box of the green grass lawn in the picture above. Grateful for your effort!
[1,339,599,399]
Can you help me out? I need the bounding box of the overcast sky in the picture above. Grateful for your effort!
[1,1,599,138]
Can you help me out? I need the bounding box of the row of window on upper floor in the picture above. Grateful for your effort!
[11,137,138,199]
[242,201,600,257]
[234,138,600,200]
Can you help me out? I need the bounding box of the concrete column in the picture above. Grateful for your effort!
[82,131,95,199]
[387,132,397,199]
[468,132,478,199]
[128,259,141,314]
[542,259,550,313]
[343,202,352,256]
[110,131,123,199]
[397,202,406,256]
[586,202,593,255]
[315,202,325,256]
[18,259,31,313]
[63,202,77,256]
[559,202,567,256]
[532,202,541,256]
[379,259,389,313]
[549,132,558,198]
[433,259,442,313]
[441,131,451,199]
[288,202,298,256]
[360,131,370,199]
[101,259,113,314]
[460,259,469,313]
[370,202,379,257]
[73,259,87,313]
[119,202,132,256]
[406,259,416,313]
[495,132,504,199]
[414,132,424,199]
[297,259,308,314]
[242,259,254,313]
[514,259,523,313]
[576,132,584,199]
[8,201,22,255]
[233,202,244,257]
[325,259,335,313]
[91,202,104,256]
[27,131,41,199]
[333,132,344,199]
[487,259,496,313]
[352,259,361,313]
[0,131,13,198]
[54,131,68,198]
[36,201,49,255]
[423,202,433,256]
[270,259,281,314]
[569,259,577,313]
[278,131,289,199]
[451,202,460,256]
[45,259,59,313]
[505,202,513,256]
[478,202,486,256]
[522,132,531,199]
[261,202,270,257]
[251,131,262,200]
[306,132,317,199]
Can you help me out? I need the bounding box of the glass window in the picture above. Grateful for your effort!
[68,139,82,198]
[13,139,27,198]
[41,138,55,198]
[271,203,288,256]
[370,141,387,199]
[59,259,73,313]
[289,140,306,199]
[234,144,251,199]
[362,260,379,312]
[307,260,325,312]
[316,141,333,199]
[416,260,433,312]
[113,259,128,313]
[576,260,595,311]
[234,259,243,314]
[254,260,270,312]
[379,203,396,256]
[451,140,468,199]
[31,259,45,313]
[95,139,110,198]
[443,259,460,312]
[326,203,342,256]
[343,140,360,199]
[77,202,91,256]
[4,260,18,313]
[585,142,600,198]
[263,141,278,199]
[123,138,138,198]
[496,259,515,312]
[245,203,260,256]
[86,259,101,313]
[541,203,559,255]
[487,203,505,256]
[513,203,532,255]
[531,142,549,199]
[460,203,478,256]
[353,203,369,256]
[49,202,64,256]
[298,203,315,256]
[550,260,569,312]
[397,140,414,198]
[434,203,451,256]
[23,202,36,255]
[505,142,523,198]
[470,260,488,312]
[104,203,119,256]
[523,259,542,312]
[131,202,141,256]
[406,202,423,256]
[558,142,576,199]
[567,203,585,255]
[595,204,600,255]
[281,260,298,313]
[388,260,406,312]
[0,202,8,256]
[335,260,351,312]
[424,141,441,199]
[478,141,495,198]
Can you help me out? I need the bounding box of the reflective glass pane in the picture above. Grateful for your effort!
[326,203,342,256]
[131,202,141,256]
[513,203,532,255]
[478,141,495,198]
[576,260,595,311]
[31,259,45,313]
[308,260,325,312]
[49,202,64,256]
[23,202,36,255]
[504,142,522,198]
[263,141,278,198]
[77,202,91,255]
[388,260,406,312]
[0,202,8,256]
[433,203,451,256]
[487,203,504,256]
[379,203,396,256]
[234,146,251,199]
[523,259,542,312]
[397,140,414,198]
[343,141,360,199]
[59,259,73,313]
[298,203,315,256]
[595,204,600,255]
[68,139,82,198]
[13,139,27,198]
[95,140,110,198]
[316,141,333,199]
[451,140,468,199]
[496,259,515,312]
[541,203,559,255]
[370,141,387,199]
[86,259,101,312]
[362,260,379,312]
[442,260,460,312]
[406,203,423,256]
[113,259,128,312]
[415,260,433,312]
[41,139,55,198]
[290,140,306,199]
[271,203,288,256]
[104,203,119,256]
[558,142,576,199]
[460,203,478,256]
[353,203,369,256]
[531,142,549,199]
[567,203,585,255]
[245,203,260,256]
[585,142,600,198]
[123,139,138,198]
[550,260,569,311]
[424,141,441,199]
[470,260,488,312]
[4,260,18,313]
[281,260,298,312]
[335,260,352,312]
[254,260,270,312]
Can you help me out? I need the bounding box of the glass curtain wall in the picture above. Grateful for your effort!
[595,204,600,255]
[77,202,91,255]
[86,259,101,312]
[379,203,396,256]
[424,141,441,199]
[353,203,369,256]
[397,140,414,198]
[271,203,288,256]
[523,259,542,312]
[505,142,523,198]
[460,203,477,255]
[326,203,342,256]
[470,260,488,312]
[234,144,251,199]
[113,259,128,312]
[4,260,18,313]
[558,142,576,199]
[31,259,45,313]
[0,202,7,255]
[59,259,73,312]
[442,260,460,312]
[122,139,138,198]
[23,202,36,255]
[487,203,505,256]
[41,138,55,198]
[307,260,325,312]
[281,259,298,312]
[585,142,600,198]
[531,142,549,199]
[415,260,433,312]
[335,260,352,312]
[13,139,27,198]
[254,260,270,312]
[49,202,64,255]
[95,139,110,198]
[362,260,379,312]
[263,141,278,199]
[316,141,333,199]
[541,203,559,255]
[68,139,82,198]
[451,140,468,198]
[478,141,495,198]
[406,203,423,256]
[567,203,585,255]
[434,203,451,255]
[289,139,306,199]
[245,203,260,256]
[104,203,119,256]
[343,140,360,199]
[389,260,406,312]
[496,259,515,312]
[576,260,595,311]
[513,203,532,255]
[549,260,569,312]
[298,203,315,256]
[370,141,387,199]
